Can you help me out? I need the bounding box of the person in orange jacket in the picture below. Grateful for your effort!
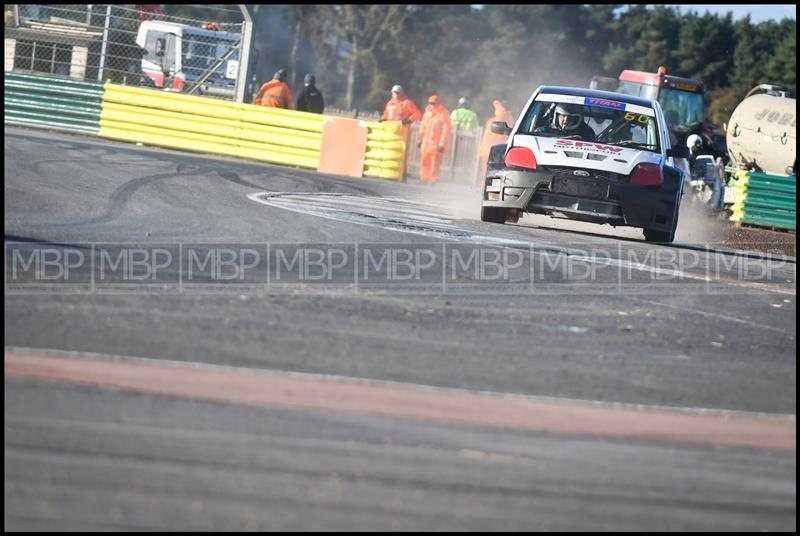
[254,69,293,109]
[417,95,452,184]
[381,84,422,124]
[477,99,515,184]
[382,84,422,179]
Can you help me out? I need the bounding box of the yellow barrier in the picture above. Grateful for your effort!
[100,84,325,170]
[728,170,749,223]
[363,120,406,180]
[99,83,404,178]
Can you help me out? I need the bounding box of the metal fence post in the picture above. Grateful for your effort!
[97,4,110,82]
[235,5,254,104]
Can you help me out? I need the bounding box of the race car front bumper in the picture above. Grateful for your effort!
[482,167,679,231]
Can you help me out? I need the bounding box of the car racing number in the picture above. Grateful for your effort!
[624,112,650,124]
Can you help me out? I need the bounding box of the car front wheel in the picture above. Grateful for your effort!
[643,200,680,243]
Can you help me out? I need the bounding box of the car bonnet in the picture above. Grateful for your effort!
[512,135,663,175]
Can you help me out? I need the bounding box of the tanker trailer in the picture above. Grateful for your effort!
[724,85,796,230]
[726,84,795,176]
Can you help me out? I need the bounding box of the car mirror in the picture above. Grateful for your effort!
[667,146,690,159]
[490,121,511,135]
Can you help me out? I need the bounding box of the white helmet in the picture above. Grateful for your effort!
[553,104,583,131]
[686,134,703,151]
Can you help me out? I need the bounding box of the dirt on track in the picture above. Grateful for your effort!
[676,199,796,258]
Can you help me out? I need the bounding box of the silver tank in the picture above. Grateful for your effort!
[726,91,796,175]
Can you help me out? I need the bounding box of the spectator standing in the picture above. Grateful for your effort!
[295,73,325,114]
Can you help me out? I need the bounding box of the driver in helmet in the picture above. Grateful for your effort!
[686,133,703,168]
[686,133,725,209]
[536,103,596,140]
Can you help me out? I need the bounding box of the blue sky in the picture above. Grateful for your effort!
[663,5,796,23]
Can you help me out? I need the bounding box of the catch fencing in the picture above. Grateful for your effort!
[406,124,483,184]
[4,4,244,100]
[4,70,406,180]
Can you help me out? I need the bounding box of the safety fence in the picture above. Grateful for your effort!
[3,71,405,180]
[5,4,244,99]
[728,169,796,231]
[406,123,483,183]
[4,71,103,134]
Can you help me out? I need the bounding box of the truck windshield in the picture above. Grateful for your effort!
[181,33,239,82]
[617,81,658,100]
[616,81,704,132]
[657,88,704,131]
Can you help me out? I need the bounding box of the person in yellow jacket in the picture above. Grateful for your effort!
[417,95,452,184]
[254,69,293,109]
[450,97,479,130]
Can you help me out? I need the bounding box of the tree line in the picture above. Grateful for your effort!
[166,4,796,128]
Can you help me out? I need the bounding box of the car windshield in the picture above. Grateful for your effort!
[520,95,662,153]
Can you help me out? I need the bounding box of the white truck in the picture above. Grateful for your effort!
[136,20,240,98]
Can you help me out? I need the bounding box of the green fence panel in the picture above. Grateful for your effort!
[740,212,797,230]
[4,72,104,135]
[746,180,797,196]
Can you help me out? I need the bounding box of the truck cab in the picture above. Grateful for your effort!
[136,20,240,97]
[600,67,726,161]
[617,69,705,144]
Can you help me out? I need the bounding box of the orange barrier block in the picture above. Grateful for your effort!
[318,117,368,178]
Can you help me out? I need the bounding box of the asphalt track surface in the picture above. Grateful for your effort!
[4,127,796,531]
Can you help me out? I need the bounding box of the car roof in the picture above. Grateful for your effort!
[538,86,655,109]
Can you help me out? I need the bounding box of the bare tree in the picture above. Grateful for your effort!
[301,5,408,109]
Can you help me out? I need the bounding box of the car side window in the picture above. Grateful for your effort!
[520,102,546,133]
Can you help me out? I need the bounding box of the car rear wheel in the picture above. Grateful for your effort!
[480,206,507,224]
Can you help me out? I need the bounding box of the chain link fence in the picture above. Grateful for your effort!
[407,124,484,184]
[5,4,244,99]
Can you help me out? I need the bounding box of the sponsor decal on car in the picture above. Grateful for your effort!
[554,139,625,154]
[536,94,656,116]
[584,97,625,110]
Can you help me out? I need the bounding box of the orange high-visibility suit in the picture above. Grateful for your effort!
[382,95,422,124]
[478,100,515,178]
[417,96,452,183]
[382,91,422,177]
[255,80,293,109]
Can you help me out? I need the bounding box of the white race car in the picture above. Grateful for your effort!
[480,86,690,243]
